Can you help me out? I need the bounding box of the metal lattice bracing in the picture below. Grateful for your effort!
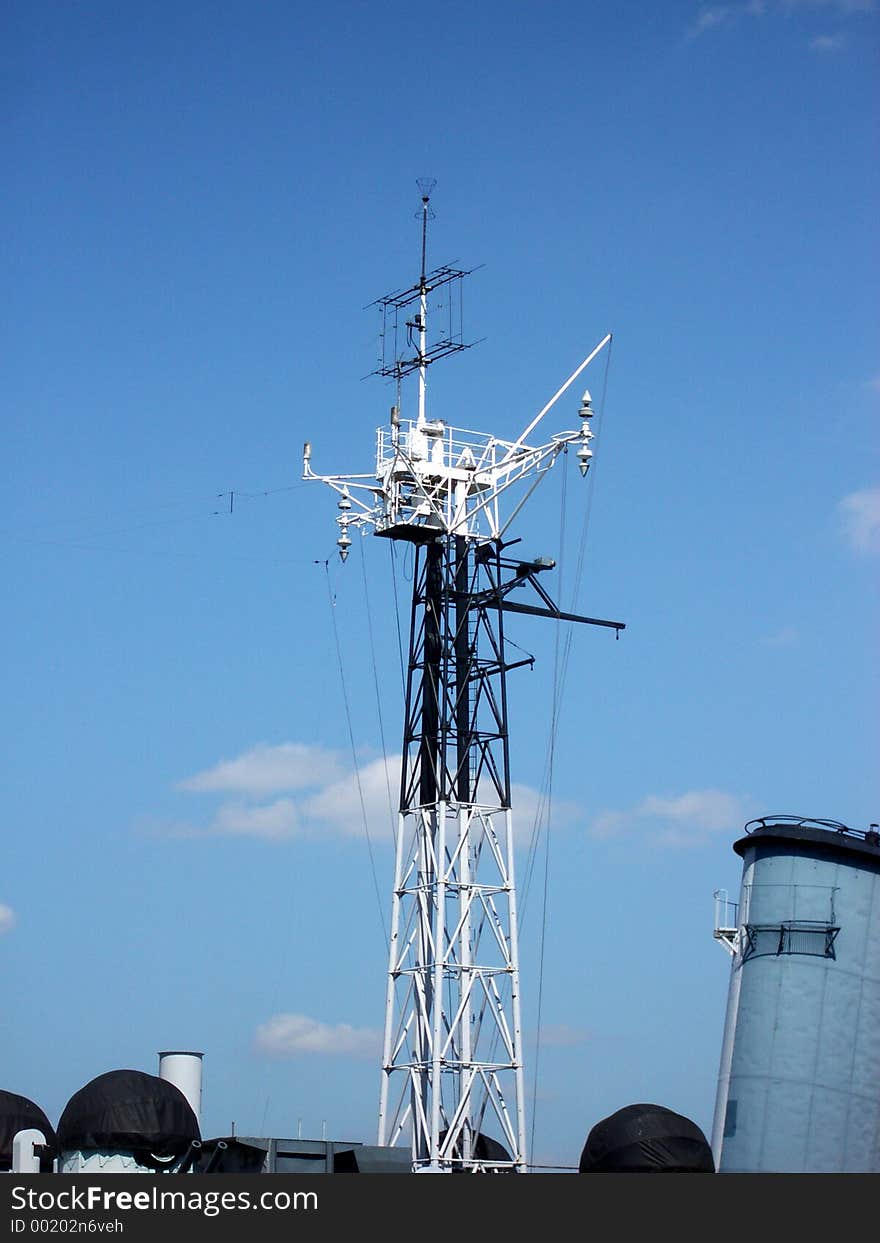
[376,537,526,1171]
[303,187,621,1172]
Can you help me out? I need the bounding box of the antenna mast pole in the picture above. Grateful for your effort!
[417,179,432,426]
[303,183,622,1172]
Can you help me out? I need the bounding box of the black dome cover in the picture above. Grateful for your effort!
[439,1128,515,1170]
[579,1103,714,1173]
[0,1090,57,1170]
[57,1070,199,1154]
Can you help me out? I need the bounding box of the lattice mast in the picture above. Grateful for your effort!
[303,185,622,1172]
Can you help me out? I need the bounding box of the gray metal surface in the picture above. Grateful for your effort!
[713,820,880,1172]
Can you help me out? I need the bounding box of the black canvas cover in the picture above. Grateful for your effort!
[471,1132,514,1164]
[439,1128,515,1171]
[0,1090,57,1170]
[579,1103,714,1173]
[57,1070,199,1155]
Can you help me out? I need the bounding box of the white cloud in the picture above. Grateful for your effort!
[254,1013,381,1059]
[809,31,848,46]
[760,625,799,647]
[178,742,343,795]
[0,904,15,934]
[840,488,880,553]
[687,0,873,38]
[303,755,399,840]
[138,798,302,842]
[209,799,300,840]
[642,790,746,835]
[589,789,751,847]
[159,741,583,846]
[687,4,736,37]
[171,743,395,842]
[508,783,584,845]
[783,1,874,11]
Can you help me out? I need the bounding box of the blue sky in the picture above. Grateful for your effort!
[3,0,877,1170]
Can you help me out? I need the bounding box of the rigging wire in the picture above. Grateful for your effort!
[474,455,570,1156]
[359,534,399,844]
[522,338,614,914]
[522,339,615,1158]
[2,479,316,566]
[568,336,612,617]
[522,340,614,905]
[548,336,614,709]
[450,342,615,1163]
[527,453,568,1159]
[389,543,408,697]
[520,459,569,915]
[322,560,388,945]
[6,529,307,567]
[0,480,308,543]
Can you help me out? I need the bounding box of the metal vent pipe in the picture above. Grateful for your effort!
[157,1050,203,1129]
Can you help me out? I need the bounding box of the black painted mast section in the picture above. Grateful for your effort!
[419,541,443,807]
[454,535,472,804]
[400,543,622,816]
[492,548,513,809]
[420,192,429,288]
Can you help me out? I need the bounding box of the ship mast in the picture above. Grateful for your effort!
[417,176,430,427]
[304,184,622,1172]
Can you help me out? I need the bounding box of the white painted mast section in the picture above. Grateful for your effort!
[418,191,429,428]
[429,799,448,1169]
[505,805,528,1162]
[378,809,407,1146]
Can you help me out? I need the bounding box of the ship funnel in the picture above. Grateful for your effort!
[157,1051,203,1129]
